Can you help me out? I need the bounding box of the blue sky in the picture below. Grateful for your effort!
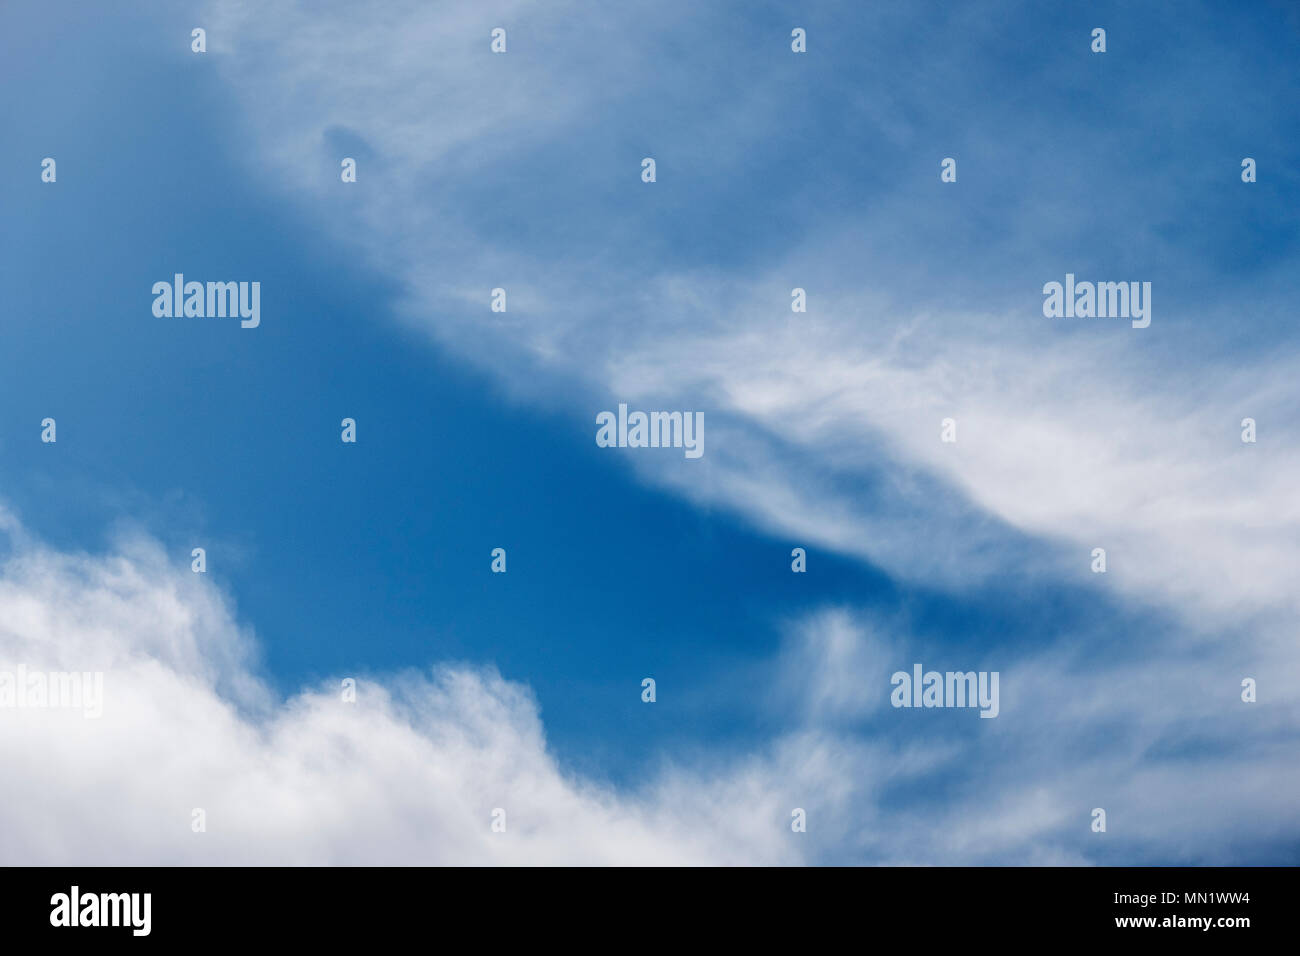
[1,0,1298,865]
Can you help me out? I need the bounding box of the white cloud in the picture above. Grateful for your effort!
[3,523,1296,865]
[0,511,794,864]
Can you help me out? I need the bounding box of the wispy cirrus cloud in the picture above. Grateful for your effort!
[203,0,1300,630]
